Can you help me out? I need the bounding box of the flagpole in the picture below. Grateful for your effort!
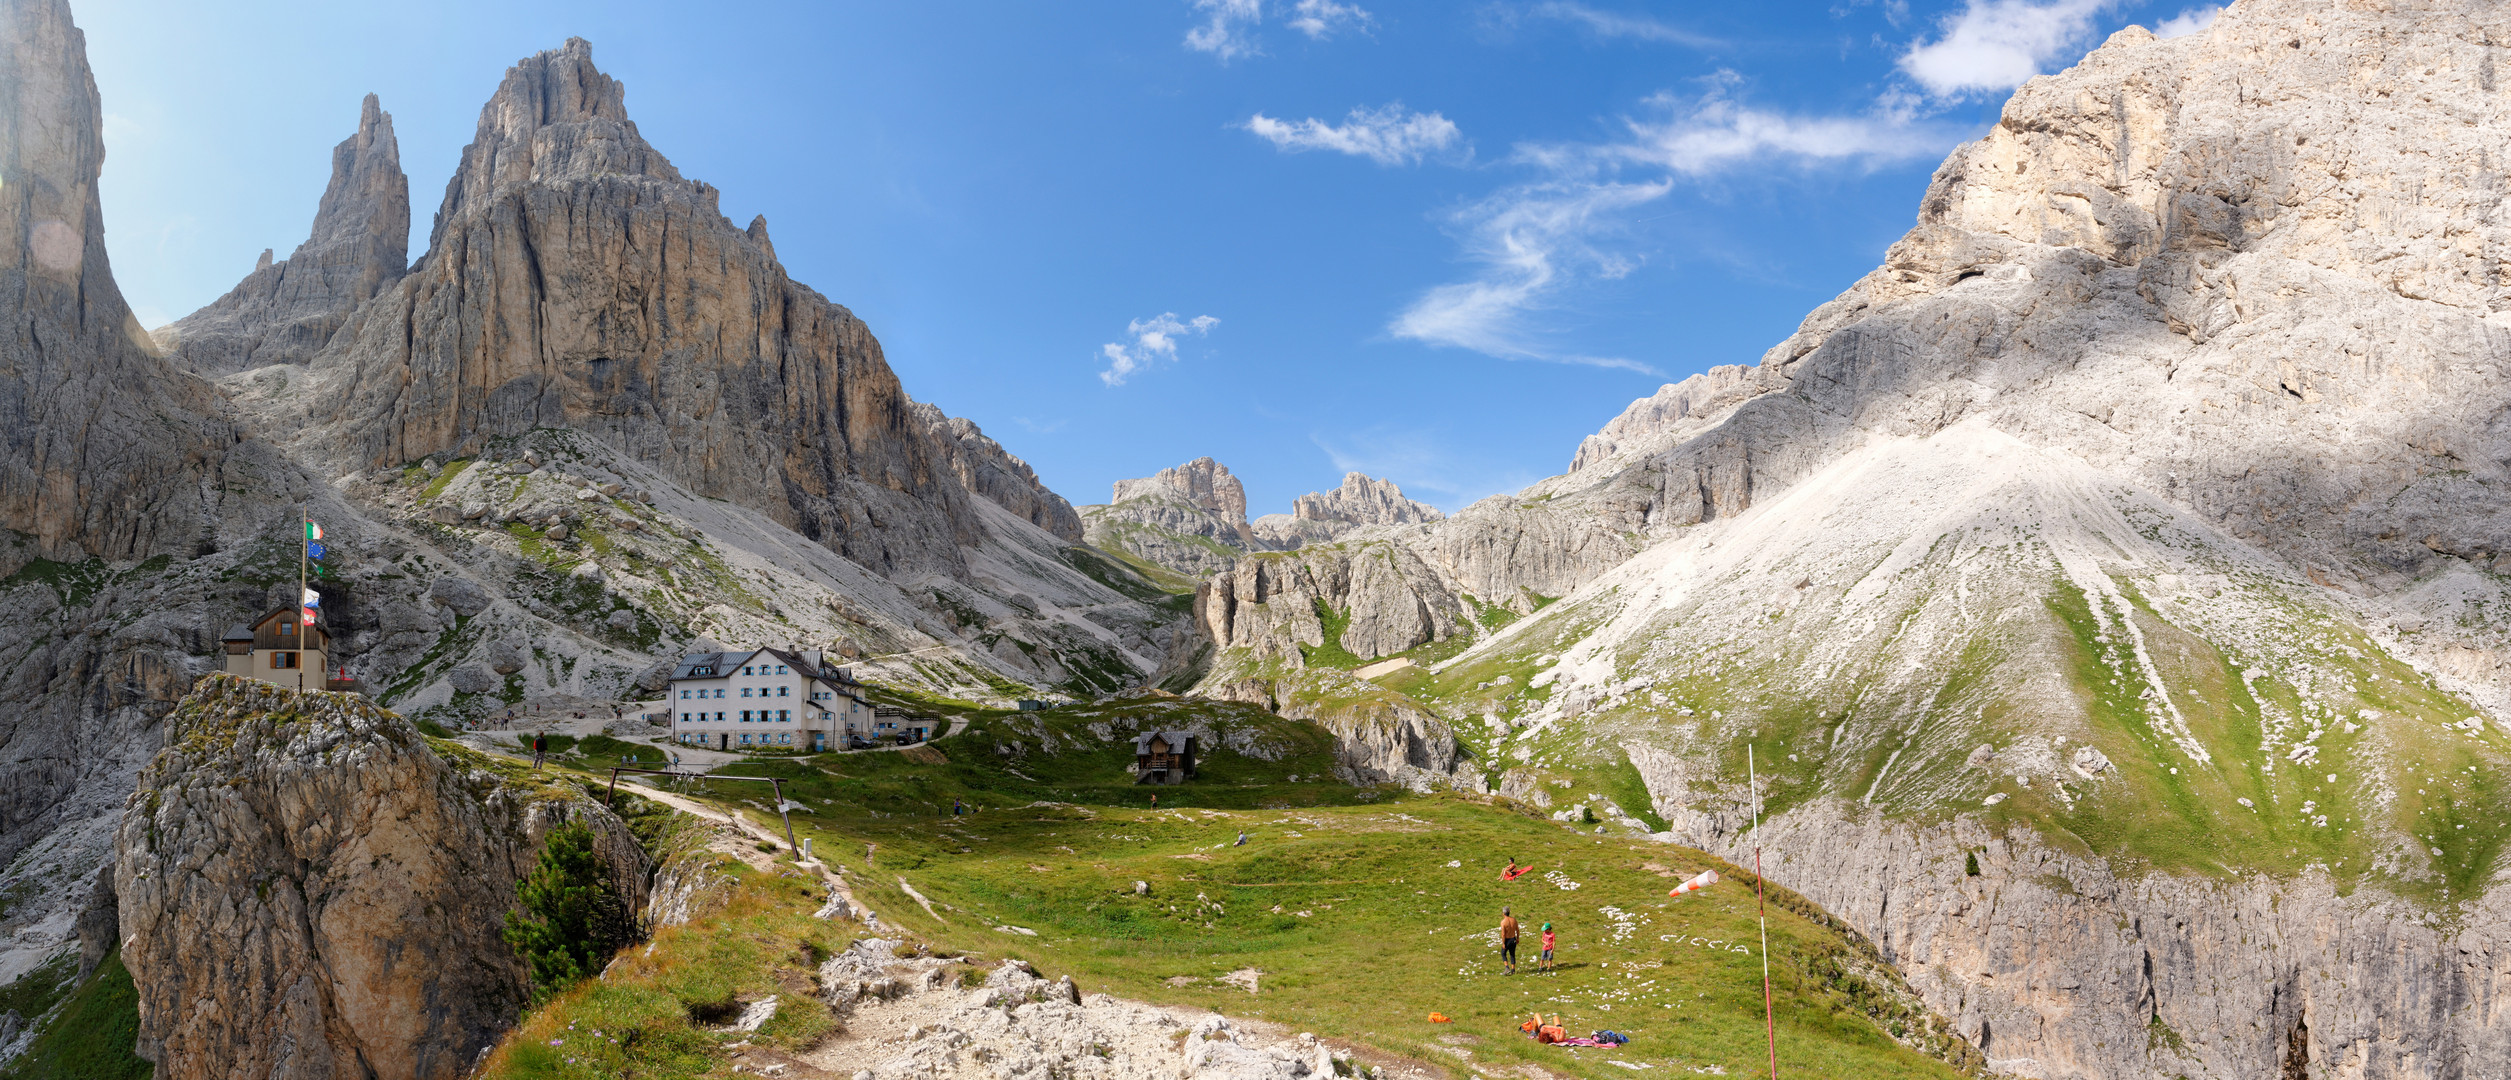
[1753,744,1776,1080]
[297,504,308,691]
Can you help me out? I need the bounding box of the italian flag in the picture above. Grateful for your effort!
[305,521,324,541]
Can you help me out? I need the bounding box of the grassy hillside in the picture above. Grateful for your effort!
[481,691,1985,1080]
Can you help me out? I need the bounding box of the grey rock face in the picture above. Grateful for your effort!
[116,675,648,1080]
[300,39,975,578]
[910,401,1083,543]
[156,94,409,376]
[0,0,238,569]
[1250,472,1443,549]
[1082,457,1259,577]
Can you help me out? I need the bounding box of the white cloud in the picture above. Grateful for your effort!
[2152,6,2220,38]
[1185,0,1264,61]
[1899,0,2111,98]
[1609,79,1950,175]
[1245,104,1463,166]
[1391,76,1956,368]
[1287,0,1373,39]
[1099,313,1219,387]
[1527,2,1718,47]
[1187,0,1371,59]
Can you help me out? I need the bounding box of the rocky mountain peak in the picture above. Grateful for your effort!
[430,36,681,244]
[1111,457,1248,525]
[158,92,410,375]
[1291,473,1442,526]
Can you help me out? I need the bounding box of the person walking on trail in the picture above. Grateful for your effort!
[1539,922,1557,974]
[530,733,546,769]
[1499,907,1521,975]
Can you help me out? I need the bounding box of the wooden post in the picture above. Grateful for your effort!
[607,766,620,808]
[771,778,799,856]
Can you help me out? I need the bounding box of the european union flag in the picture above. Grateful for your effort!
[307,542,327,560]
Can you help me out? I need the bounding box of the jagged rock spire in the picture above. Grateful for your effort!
[158,92,409,375]
[1291,473,1443,526]
[429,36,680,246]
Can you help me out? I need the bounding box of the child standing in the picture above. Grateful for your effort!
[1539,922,1557,974]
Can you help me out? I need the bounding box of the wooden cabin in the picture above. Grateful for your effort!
[1133,730,1196,785]
[221,608,333,690]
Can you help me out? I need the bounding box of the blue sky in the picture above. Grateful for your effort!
[78,0,2218,517]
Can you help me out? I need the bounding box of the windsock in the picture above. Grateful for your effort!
[1668,869,1719,897]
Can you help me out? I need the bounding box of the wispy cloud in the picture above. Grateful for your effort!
[1526,1,1719,47]
[1390,74,1955,369]
[1288,0,1373,39]
[2152,5,2219,38]
[1390,179,1670,372]
[1185,0,1264,60]
[1099,313,1219,387]
[1186,0,1374,60]
[1246,104,1463,166]
[1899,0,2112,98]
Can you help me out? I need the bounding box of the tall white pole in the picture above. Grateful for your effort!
[297,504,308,691]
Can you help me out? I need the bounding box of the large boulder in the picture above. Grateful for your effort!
[115,674,647,1080]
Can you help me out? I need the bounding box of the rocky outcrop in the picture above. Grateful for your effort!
[1197,543,1467,665]
[911,401,1083,543]
[155,94,409,376]
[294,39,974,577]
[115,675,649,1080]
[1727,805,2511,1080]
[1250,472,1442,549]
[1082,457,1259,577]
[1200,668,1461,791]
[805,942,1330,1080]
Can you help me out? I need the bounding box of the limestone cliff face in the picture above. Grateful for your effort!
[911,401,1083,543]
[1193,3,2511,1074]
[297,39,972,577]
[155,94,409,376]
[1250,472,1442,549]
[0,0,299,989]
[115,675,649,1080]
[1082,457,1259,577]
[0,0,238,569]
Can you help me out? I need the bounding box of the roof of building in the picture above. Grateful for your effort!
[222,623,255,642]
[669,647,864,700]
[247,606,326,636]
[1134,730,1195,753]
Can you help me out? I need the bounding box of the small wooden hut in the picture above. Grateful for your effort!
[1133,730,1196,785]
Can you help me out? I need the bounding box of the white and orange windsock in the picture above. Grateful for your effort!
[1668,869,1719,897]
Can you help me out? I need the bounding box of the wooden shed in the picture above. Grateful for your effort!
[1133,730,1196,785]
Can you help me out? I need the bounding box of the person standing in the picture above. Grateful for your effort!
[1500,907,1520,975]
[531,733,546,769]
[1539,922,1557,974]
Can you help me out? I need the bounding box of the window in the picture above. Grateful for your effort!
[778,709,790,722]
[777,665,788,674]
[739,734,752,746]
[713,689,724,698]
[269,652,298,670]
[777,686,789,697]
[778,733,792,745]
[741,666,750,676]
[679,689,689,699]
[739,710,751,722]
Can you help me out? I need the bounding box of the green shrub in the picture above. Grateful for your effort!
[503,822,641,1001]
